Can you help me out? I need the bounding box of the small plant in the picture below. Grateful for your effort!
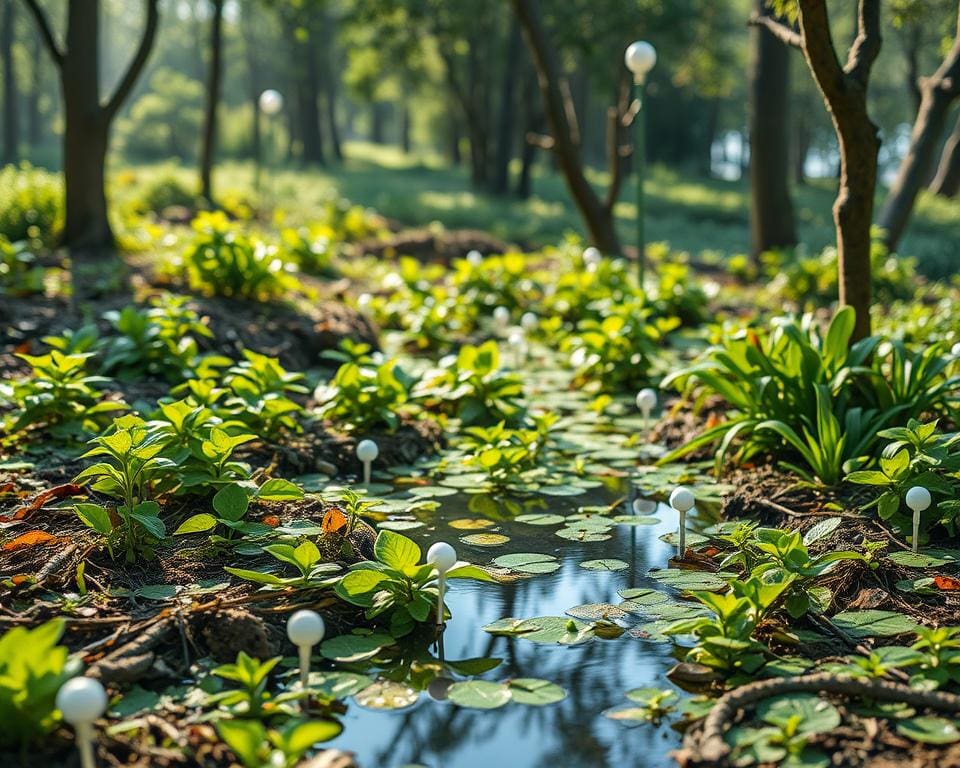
[180,211,298,300]
[0,351,125,441]
[725,694,840,767]
[460,421,545,486]
[100,294,217,381]
[220,350,307,439]
[225,540,341,589]
[314,358,418,432]
[175,479,303,538]
[209,653,293,717]
[335,530,491,637]
[911,626,960,688]
[415,341,526,427]
[0,619,80,748]
[216,718,341,768]
[0,163,62,246]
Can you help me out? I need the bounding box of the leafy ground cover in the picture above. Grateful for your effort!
[2,170,960,767]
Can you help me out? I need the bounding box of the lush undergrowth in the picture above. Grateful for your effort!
[2,165,960,767]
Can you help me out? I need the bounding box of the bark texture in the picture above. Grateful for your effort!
[2,0,18,164]
[930,111,960,197]
[200,0,224,203]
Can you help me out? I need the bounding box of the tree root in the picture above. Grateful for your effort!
[89,618,173,683]
[691,672,960,766]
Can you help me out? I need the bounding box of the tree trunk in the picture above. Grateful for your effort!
[749,0,797,256]
[200,0,223,203]
[448,112,462,165]
[241,4,260,163]
[2,0,18,164]
[294,22,324,166]
[797,0,881,341]
[793,112,810,186]
[370,102,385,144]
[878,12,960,251]
[509,0,620,253]
[27,29,40,146]
[516,66,541,199]
[319,7,342,162]
[492,19,521,195]
[930,111,960,197]
[400,103,411,153]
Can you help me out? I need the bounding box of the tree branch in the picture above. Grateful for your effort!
[844,0,882,86]
[748,13,802,49]
[20,0,63,67]
[797,0,845,105]
[104,0,159,120]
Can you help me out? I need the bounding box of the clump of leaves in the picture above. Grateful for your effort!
[314,357,418,432]
[225,540,341,589]
[335,530,493,637]
[100,294,219,382]
[216,718,341,768]
[219,351,306,439]
[0,619,80,748]
[0,235,45,296]
[460,421,546,486]
[726,694,840,767]
[0,351,125,442]
[209,653,295,718]
[179,211,298,300]
[848,419,960,538]
[415,341,526,427]
[175,479,303,538]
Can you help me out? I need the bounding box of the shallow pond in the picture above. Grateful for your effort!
[326,483,690,768]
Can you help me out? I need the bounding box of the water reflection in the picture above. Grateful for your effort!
[326,486,686,768]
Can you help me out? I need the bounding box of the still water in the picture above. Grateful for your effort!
[326,485,687,768]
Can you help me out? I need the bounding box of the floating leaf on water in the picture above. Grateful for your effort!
[566,603,628,621]
[492,552,560,574]
[515,513,566,526]
[306,671,374,698]
[830,610,919,638]
[320,633,394,663]
[378,519,425,531]
[445,657,503,676]
[460,533,511,547]
[440,472,490,489]
[579,558,628,571]
[354,680,419,710]
[482,616,594,645]
[290,473,330,491]
[555,527,611,542]
[447,680,511,709]
[896,716,960,744]
[448,518,497,530]
[407,486,458,498]
[648,569,731,592]
[659,531,708,548]
[612,515,658,525]
[508,678,567,706]
[537,484,586,497]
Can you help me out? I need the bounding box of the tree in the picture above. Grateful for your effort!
[877,5,960,250]
[200,0,225,203]
[754,0,882,341]
[509,0,627,253]
[21,0,160,300]
[748,0,797,256]
[930,113,960,196]
[1,0,17,164]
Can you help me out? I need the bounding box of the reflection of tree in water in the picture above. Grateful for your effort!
[362,516,680,768]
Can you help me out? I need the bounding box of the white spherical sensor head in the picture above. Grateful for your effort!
[56,677,108,725]
[259,89,284,115]
[669,486,696,513]
[906,486,932,513]
[287,609,325,647]
[427,542,457,573]
[624,41,657,79]
[636,388,657,412]
[356,439,379,463]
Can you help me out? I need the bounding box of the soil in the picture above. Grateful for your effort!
[351,228,518,264]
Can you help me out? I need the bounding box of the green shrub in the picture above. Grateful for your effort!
[134,173,198,214]
[0,620,80,748]
[180,212,298,300]
[0,235,45,296]
[314,357,418,432]
[0,163,62,247]
[662,307,960,484]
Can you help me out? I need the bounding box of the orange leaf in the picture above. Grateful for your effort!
[705,413,721,430]
[262,515,280,527]
[322,508,348,534]
[934,575,960,591]
[3,530,56,551]
[0,483,83,523]
[13,341,31,355]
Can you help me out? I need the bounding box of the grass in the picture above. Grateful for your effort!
[108,141,960,276]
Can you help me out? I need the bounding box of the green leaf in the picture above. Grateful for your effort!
[256,478,304,501]
[896,716,960,745]
[280,719,342,752]
[492,552,560,574]
[508,678,567,706]
[174,513,217,535]
[224,567,286,585]
[374,529,421,569]
[831,610,919,639]
[579,558,628,571]
[75,503,113,534]
[447,680,511,709]
[757,694,841,734]
[216,720,266,767]
[319,633,394,663]
[213,483,250,522]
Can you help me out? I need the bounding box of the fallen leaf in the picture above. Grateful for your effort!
[322,508,349,534]
[0,483,83,523]
[262,515,281,527]
[3,530,57,551]
[934,575,960,591]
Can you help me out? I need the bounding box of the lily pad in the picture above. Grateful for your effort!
[492,552,560,574]
[537,484,585,497]
[613,515,659,525]
[354,680,419,710]
[508,678,567,706]
[580,558,629,571]
[515,513,566,526]
[306,671,374,698]
[566,603,628,621]
[449,518,497,530]
[460,533,511,547]
[320,633,394,662]
[555,527,611,542]
[447,680,511,709]
[482,616,594,645]
[378,519,425,531]
[648,569,731,592]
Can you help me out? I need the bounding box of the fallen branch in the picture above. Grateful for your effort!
[693,672,960,765]
[89,618,173,683]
